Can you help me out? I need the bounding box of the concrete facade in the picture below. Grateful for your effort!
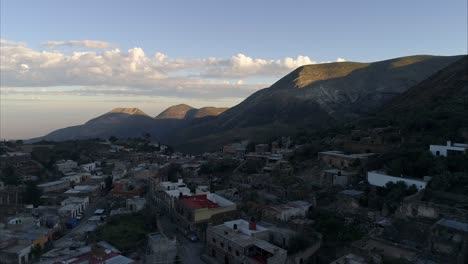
[367,171,427,190]
[430,141,468,157]
[207,220,287,264]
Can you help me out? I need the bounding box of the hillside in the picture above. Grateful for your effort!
[31,105,228,142]
[30,55,463,150]
[168,55,462,152]
[364,55,468,144]
[155,104,228,120]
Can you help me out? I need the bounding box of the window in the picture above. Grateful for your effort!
[228,246,232,252]
[235,250,240,256]
[220,242,224,248]
[212,238,216,243]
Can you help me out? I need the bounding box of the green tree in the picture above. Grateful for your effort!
[31,244,43,260]
[1,165,20,185]
[23,182,43,207]
[105,176,113,190]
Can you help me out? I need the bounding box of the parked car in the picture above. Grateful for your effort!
[187,232,199,242]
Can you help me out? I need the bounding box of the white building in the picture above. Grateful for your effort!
[80,162,98,172]
[367,171,428,191]
[430,141,468,157]
[126,197,146,212]
[195,185,210,195]
[207,219,287,264]
[61,196,89,212]
[146,232,177,264]
[37,180,70,193]
[55,160,78,173]
[263,201,312,221]
[61,172,91,184]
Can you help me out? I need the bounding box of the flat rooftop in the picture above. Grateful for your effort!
[436,218,468,232]
[38,180,68,187]
[180,194,220,209]
[319,150,376,159]
[224,219,268,236]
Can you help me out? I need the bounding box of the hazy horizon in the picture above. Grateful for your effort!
[1,0,467,140]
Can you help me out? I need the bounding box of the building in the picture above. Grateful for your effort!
[146,232,177,264]
[367,171,428,191]
[80,162,98,172]
[61,172,91,185]
[429,218,468,264]
[57,243,134,264]
[319,169,356,187]
[64,185,101,200]
[263,201,311,222]
[174,194,237,238]
[334,190,365,215]
[55,160,78,173]
[59,196,89,218]
[156,179,193,209]
[429,141,468,157]
[0,152,31,166]
[352,237,418,263]
[0,239,32,264]
[207,219,287,264]
[126,197,146,212]
[223,141,249,159]
[329,253,366,264]
[37,180,70,193]
[255,144,270,153]
[318,151,376,170]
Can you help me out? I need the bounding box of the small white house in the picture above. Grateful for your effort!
[367,171,428,191]
[126,197,146,212]
[81,162,97,172]
[430,141,468,157]
[56,160,78,173]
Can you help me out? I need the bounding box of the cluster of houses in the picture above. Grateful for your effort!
[0,158,113,264]
[0,136,467,264]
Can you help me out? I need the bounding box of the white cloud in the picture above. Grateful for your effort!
[336,57,346,62]
[0,39,345,99]
[42,40,111,48]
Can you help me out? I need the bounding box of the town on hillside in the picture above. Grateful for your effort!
[1,133,467,264]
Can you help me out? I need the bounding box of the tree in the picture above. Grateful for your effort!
[31,244,42,260]
[105,176,113,190]
[23,182,42,207]
[1,165,20,185]
[109,136,118,143]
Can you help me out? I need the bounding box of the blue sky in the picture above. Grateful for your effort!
[1,0,467,139]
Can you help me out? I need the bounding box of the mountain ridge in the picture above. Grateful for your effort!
[29,54,465,151]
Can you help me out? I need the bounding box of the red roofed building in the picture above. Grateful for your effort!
[174,194,237,240]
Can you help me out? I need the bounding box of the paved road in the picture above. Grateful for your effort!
[157,212,206,264]
[53,194,108,247]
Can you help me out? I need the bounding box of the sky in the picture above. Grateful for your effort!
[1,0,467,139]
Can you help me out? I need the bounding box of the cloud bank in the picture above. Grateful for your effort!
[0,39,345,99]
[42,40,112,48]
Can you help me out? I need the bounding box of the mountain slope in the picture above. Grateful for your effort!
[31,55,463,150]
[155,104,228,120]
[38,108,157,141]
[372,55,468,143]
[31,105,229,142]
[168,55,463,152]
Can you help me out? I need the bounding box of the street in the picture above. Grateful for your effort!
[157,212,206,264]
[53,194,109,248]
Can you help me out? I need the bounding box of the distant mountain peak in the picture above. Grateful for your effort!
[155,104,228,120]
[155,104,195,119]
[109,107,148,116]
